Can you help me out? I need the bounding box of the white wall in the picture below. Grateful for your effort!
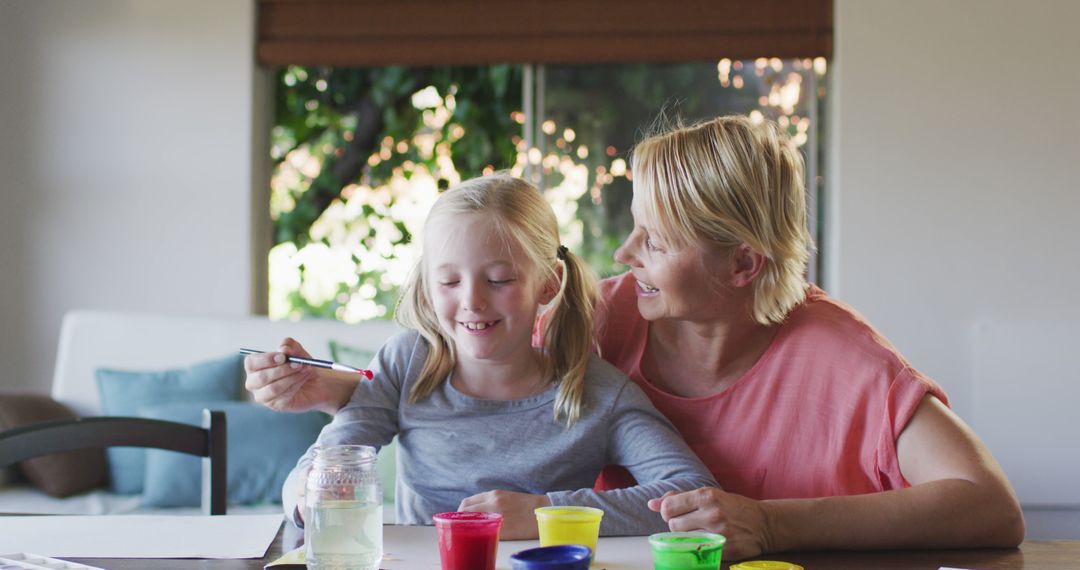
[0,0,262,394]
[832,0,1080,536]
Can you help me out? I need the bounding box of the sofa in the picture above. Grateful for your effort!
[0,309,402,516]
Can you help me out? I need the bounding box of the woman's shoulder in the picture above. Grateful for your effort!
[788,286,897,346]
[778,285,920,378]
[783,287,950,421]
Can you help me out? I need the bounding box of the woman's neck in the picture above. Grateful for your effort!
[644,314,780,398]
[451,349,552,400]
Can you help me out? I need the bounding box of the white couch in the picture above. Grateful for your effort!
[1,309,402,515]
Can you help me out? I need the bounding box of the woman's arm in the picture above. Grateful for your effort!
[245,337,359,414]
[653,395,1025,560]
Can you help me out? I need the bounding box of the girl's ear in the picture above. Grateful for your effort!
[538,264,564,305]
[730,243,766,288]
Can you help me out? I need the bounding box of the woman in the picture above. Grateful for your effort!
[246,115,1024,560]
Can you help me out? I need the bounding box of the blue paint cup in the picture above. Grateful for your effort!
[509,544,592,569]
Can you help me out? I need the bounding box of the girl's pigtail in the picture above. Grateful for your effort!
[543,248,597,425]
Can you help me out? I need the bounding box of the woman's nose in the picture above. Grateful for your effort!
[614,233,639,267]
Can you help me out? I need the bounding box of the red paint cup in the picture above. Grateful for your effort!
[433,511,504,570]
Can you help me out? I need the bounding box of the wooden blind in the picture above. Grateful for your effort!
[257,0,832,66]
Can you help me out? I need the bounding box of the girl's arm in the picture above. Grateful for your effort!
[457,379,716,539]
[652,395,1025,560]
[548,380,718,536]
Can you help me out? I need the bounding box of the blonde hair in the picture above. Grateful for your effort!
[631,115,813,324]
[395,175,597,425]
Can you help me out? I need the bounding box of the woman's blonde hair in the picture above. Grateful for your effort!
[632,115,814,324]
[395,174,597,425]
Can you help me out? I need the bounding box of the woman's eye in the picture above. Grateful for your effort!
[438,280,459,287]
[489,278,515,285]
[645,237,660,251]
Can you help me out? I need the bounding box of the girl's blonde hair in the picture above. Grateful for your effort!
[395,174,597,425]
[632,115,814,324]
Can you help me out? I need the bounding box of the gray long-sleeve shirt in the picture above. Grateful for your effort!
[285,330,716,536]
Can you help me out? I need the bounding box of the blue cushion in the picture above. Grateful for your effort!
[139,400,330,507]
[95,354,244,494]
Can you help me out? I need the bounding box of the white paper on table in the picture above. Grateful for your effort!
[0,553,105,569]
[0,514,283,559]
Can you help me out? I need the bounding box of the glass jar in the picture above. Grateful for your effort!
[305,444,383,570]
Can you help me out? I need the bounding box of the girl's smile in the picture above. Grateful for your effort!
[460,320,500,332]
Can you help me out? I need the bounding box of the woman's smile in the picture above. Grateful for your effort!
[635,278,660,296]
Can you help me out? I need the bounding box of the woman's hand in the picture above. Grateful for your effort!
[458,490,551,540]
[244,337,353,414]
[649,487,773,561]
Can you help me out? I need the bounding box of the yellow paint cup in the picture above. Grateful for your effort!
[534,506,604,559]
[730,562,804,570]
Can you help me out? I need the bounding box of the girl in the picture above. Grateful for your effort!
[251,174,716,539]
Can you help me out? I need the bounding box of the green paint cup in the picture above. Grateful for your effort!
[648,531,726,570]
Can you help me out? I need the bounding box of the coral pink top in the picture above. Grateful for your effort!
[592,273,948,499]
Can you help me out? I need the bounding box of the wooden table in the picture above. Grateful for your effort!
[65,522,1080,570]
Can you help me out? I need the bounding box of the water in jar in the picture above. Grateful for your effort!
[305,500,383,570]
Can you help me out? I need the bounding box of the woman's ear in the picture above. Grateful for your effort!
[538,264,564,305]
[730,243,766,288]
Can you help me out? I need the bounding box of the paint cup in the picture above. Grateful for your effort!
[729,562,804,570]
[509,544,593,570]
[648,531,726,570]
[432,511,503,570]
[534,506,604,559]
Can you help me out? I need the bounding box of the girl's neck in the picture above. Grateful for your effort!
[451,349,552,400]
[643,313,780,398]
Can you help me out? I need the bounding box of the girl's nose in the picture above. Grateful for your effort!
[462,284,487,312]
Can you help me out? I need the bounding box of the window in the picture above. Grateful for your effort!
[267,60,827,321]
